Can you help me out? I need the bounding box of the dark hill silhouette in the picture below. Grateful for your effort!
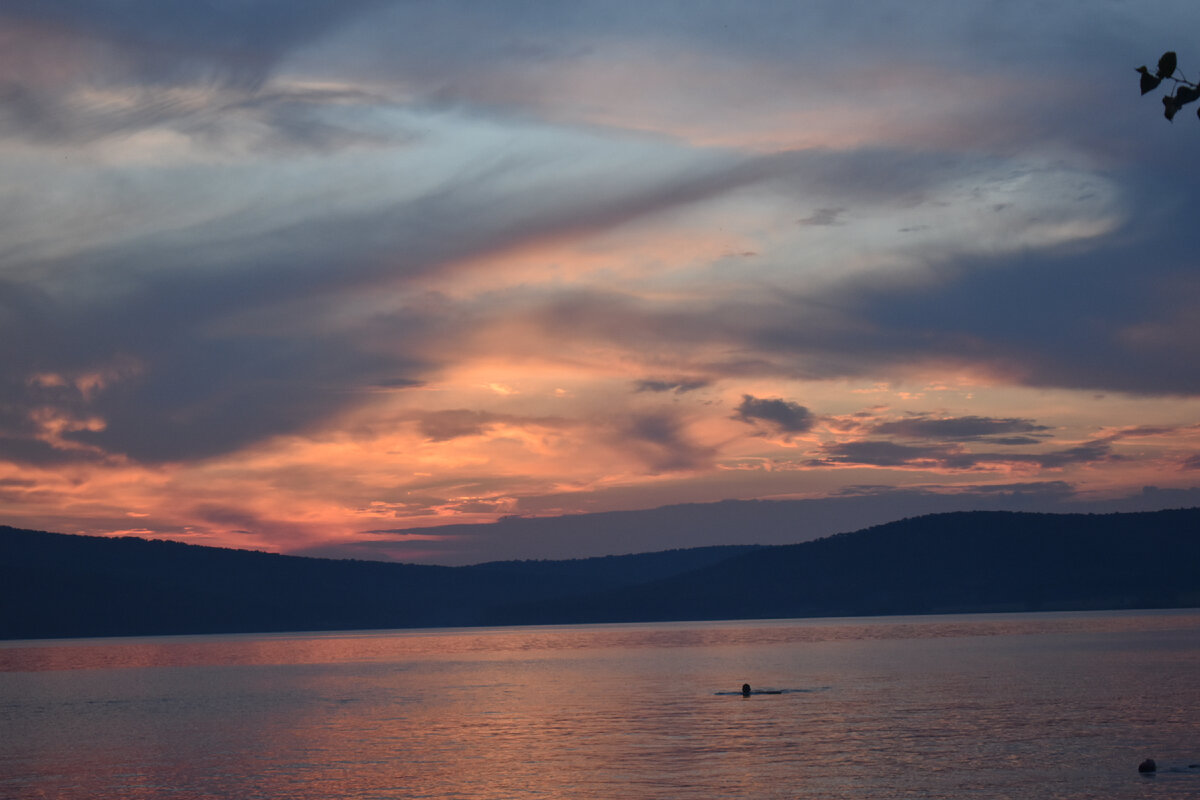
[494,509,1200,624]
[0,525,756,639]
[2,507,1198,639]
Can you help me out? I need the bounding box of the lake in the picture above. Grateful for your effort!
[2,610,1199,799]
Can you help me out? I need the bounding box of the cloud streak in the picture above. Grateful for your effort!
[807,439,1117,472]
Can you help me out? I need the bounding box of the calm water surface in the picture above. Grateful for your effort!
[2,610,1199,799]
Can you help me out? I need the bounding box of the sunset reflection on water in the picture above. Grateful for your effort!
[2,611,1200,799]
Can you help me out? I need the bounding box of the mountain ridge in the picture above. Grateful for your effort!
[3,507,1198,639]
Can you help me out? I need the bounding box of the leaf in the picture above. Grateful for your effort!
[1175,85,1200,106]
[1156,51,1178,79]
[1140,71,1162,95]
[1163,95,1180,121]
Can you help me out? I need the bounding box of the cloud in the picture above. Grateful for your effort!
[295,480,1199,565]
[0,265,435,463]
[1031,441,1118,469]
[3,0,1200,562]
[618,413,713,473]
[707,202,1200,396]
[870,415,1051,441]
[414,409,568,442]
[808,439,1117,471]
[0,111,797,465]
[3,1,381,88]
[0,77,411,152]
[634,378,710,394]
[417,410,500,442]
[732,395,815,435]
[833,480,1078,500]
[797,207,846,227]
[448,146,1151,399]
[0,2,395,155]
[809,440,954,468]
[302,0,1167,157]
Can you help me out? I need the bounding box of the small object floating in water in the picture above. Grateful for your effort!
[739,683,784,696]
[1136,760,1200,775]
[717,684,824,696]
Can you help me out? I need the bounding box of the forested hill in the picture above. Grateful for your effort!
[3,508,1198,639]
[496,508,1200,624]
[0,528,759,639]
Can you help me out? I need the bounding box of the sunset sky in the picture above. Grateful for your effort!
[3,0,1200,564]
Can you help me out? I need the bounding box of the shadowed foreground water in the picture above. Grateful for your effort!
[2,610,1199,799]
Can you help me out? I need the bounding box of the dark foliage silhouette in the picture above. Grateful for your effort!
[1137,51,1200,121]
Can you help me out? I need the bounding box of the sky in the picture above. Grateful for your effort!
[3,0,1200,565]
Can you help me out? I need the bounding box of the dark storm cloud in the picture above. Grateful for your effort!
[732,395,814,434]
[871,415,1051,441]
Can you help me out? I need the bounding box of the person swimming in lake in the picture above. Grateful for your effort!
[739,683,784,696]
